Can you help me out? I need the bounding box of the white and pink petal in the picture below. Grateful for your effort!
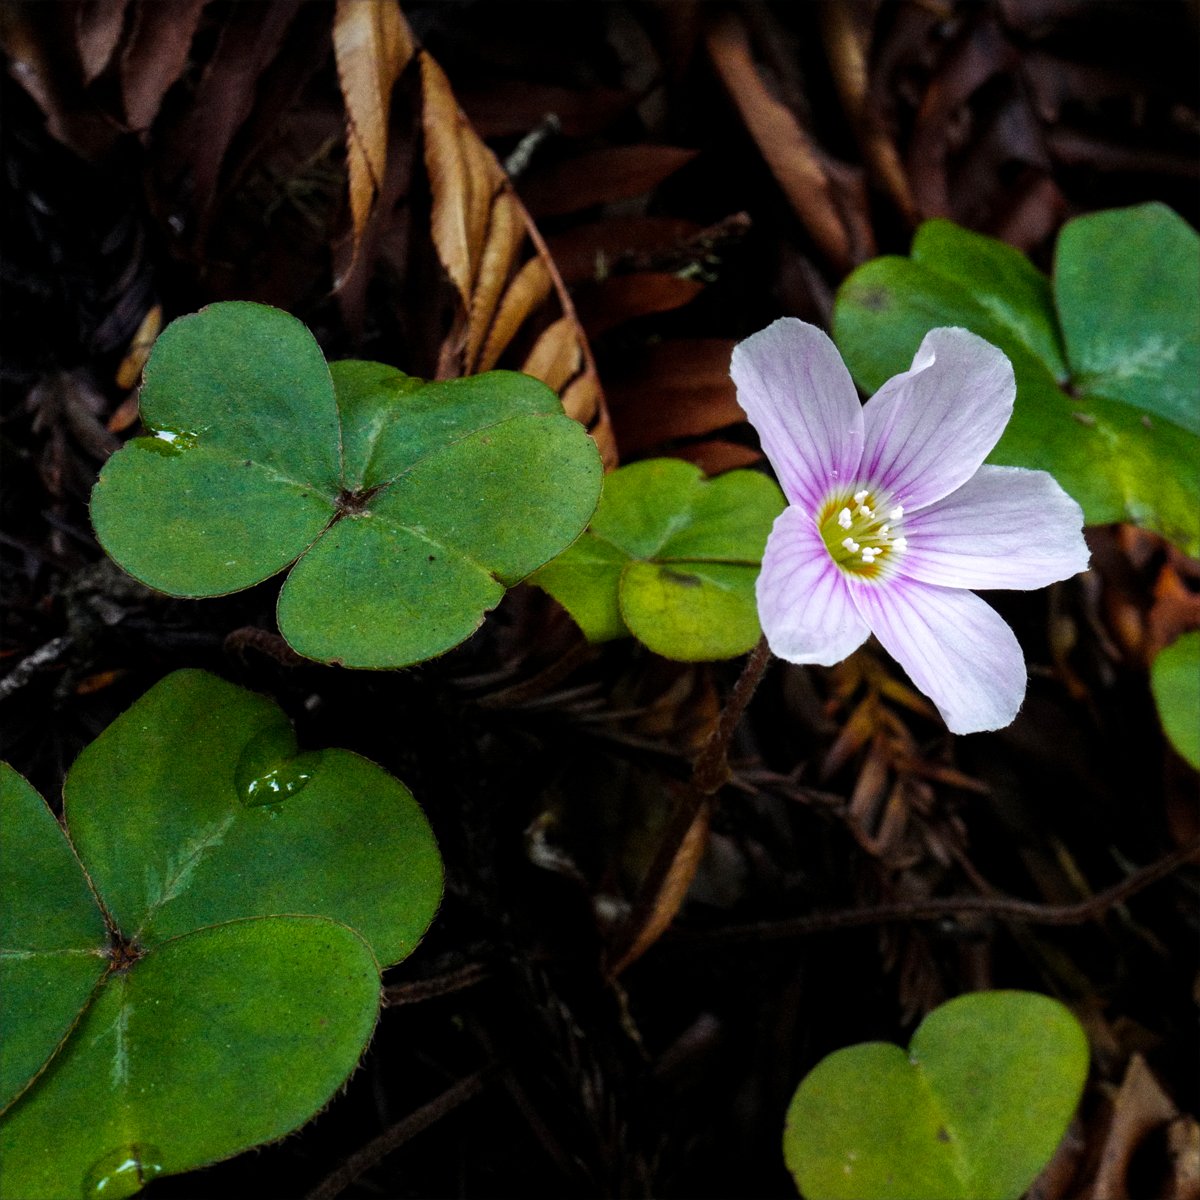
[860,328,1015,513]
[731,318,865,514]
[897,465,1089,591]
[757,506,870,665]
[848,576,1027,734]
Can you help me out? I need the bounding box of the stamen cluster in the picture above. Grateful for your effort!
[818,488,906,577]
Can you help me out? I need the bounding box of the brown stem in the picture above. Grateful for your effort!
[304,1067,495,1200]
[383,961,490,1006]
[692,635,773,795]
[672,837,1200,949]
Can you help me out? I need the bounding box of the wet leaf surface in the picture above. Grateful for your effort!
[91,303,603,667]
[0,670,442,1199]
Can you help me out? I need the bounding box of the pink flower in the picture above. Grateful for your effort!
[731,319,1089,734]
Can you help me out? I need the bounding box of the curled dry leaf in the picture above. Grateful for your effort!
[107,303,162,438]
[333,0,414,268]
[474,254,552,373]
[119,0,210,131]
[818,0,918,226]
[606,789,710,978]
[328,5,612,460]
[75,0,130,85]
[1084,1054,1189,1200]
[416,40,615,464]
[705,9,874,271]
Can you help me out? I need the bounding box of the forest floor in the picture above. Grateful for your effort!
[2,2,1198,1197]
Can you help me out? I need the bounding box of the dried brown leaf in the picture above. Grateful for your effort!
[546,216,704,284]
[333,0,413,264]
[119,0,209,131]
[519,145,698,219]
[465,187,527,370]
[608,796,709,977]
[106,393,140,435]
[521,316,580,395]
[822,694,879,777]
[673,440,763,476]
[573,272,705,340]
[607,339,745,456]
[475,255,552,373]
[1087,1055,1179,1200]
[705,10,870,270]
[560,370,607,438]
[175,0,303,227]
[1147,558,1200,664]
[421,51,501,306]
[820,0,918,225]
[406,26,614,462]
[114,303,161,392]
[76,0,130,84]
[0,5,82,149]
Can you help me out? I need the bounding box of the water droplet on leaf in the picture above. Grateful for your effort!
[82,1145,164,1198]
[235,724,323,805]
[141,428,199,456]
[240,752,324,805]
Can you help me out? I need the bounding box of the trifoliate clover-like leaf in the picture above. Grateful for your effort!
[91,302,603,668]
[531,458,785,661]
[0,670,443,1200]
[833,205,1200,556]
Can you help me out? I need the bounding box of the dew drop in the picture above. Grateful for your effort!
[240,752,324,806]
[82,1145,164,1198]
[143,428,199,456]
[235,723,326,806]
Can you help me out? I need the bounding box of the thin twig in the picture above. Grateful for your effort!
[474,638,594,709]
[383,961,490,1006]
[0,635,73,701]
[673,838,1200,948]
[304,1067,495,1200]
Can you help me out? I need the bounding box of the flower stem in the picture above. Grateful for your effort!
[692,634,773,795]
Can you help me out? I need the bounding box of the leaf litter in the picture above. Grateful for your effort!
[1,1,1197,1196]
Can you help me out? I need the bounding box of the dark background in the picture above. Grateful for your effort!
[2,2,1198,1197]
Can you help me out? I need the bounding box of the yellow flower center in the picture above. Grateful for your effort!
[817,488,907,578]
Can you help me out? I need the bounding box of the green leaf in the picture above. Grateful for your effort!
[530,458,785,661]
[1055,203,1200,436]
[912,219,1069,381]
[0,916,380,1200]
[91,302,603,668]
[1151,632,1200,769]
[0,765,108,1111]
[783,991,1089,1200]
[0,670,443,1198]
[63,670,442,966]
[833,209,1200,555]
